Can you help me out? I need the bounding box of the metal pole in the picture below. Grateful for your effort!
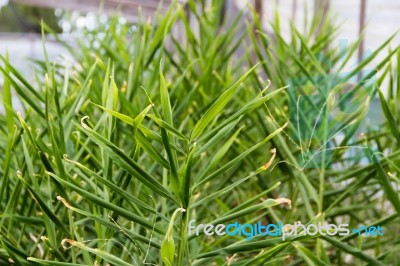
[255,0,263,22]
[292,0,297,21]
[358,0,367,65]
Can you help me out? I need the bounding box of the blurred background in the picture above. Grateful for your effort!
[0,0,398,77]
[0,0,398,122]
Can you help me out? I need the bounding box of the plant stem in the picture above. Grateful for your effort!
[177,211,189,266]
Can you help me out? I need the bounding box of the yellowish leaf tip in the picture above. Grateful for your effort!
[57,196,72,209]
[263,148,277,170]
[80,116,90,126]
[275,198,292,209]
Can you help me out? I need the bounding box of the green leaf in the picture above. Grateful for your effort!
[161,208,185,266]
[191,63,259,140]
[75,117,176,203]
[16,172,70,236]
[61,239,133,266]
[47,172,165,235]
[378,89,400,144]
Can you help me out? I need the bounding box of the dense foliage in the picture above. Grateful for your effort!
[0,1,399,265]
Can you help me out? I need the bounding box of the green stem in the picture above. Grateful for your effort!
[177,211,189,266]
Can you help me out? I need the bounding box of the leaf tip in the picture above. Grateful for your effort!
[262,148,277,170]
[80,116,90,127]
[275,198,292,208]
[57,196,72,209]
